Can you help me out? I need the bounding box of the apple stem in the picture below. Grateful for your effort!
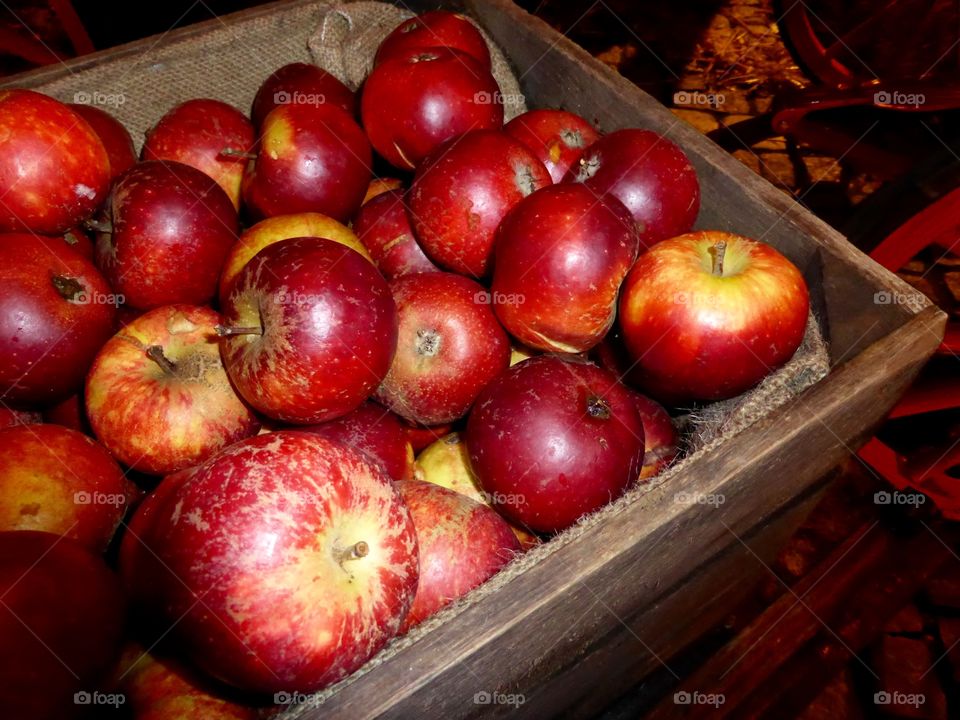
[220,148,258,160]
[51,275,85,301]
[712,240,727,277]
[145,345,177,376]
[214,324,263,337]
[336,541,369,565]
[84,218,112,234]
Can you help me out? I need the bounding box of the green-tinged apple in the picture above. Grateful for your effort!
[396,480,519,632]
[86,304,261,475]
[618,231,809,402]
[120,432,419,694]
[0,424,136,552]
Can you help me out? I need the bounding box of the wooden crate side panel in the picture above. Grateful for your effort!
[300,306,943,719]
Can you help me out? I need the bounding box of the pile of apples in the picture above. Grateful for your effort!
[0,10,811,717]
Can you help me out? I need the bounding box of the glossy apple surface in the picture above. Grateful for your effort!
[491,183,639,352]
[218,212,371,305]
[219,237,397,423]
[409,129,551,277]
[397,480,518,631]
[376,10,491,70]
[86,305,261,475]
[353,189,438,280]
[302,400,415,482]
[376,272,511,425]
[504,109,600,183]
[68,102,137,180]
[0,233,116,405]
[242,103,371,222]
[619,231,810,402]
[142,98,255,209]
[251,62,355,128]
[96,160,238,310]
[0,531,125,718]
[0,89,110,233]
[567,128,700,248]
[0,424,135,551]
[121,432,419,693]
[466,355,645,533]
[361,47,502,170]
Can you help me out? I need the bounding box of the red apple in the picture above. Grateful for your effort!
[409,129,551,277]
[242,103,371,222]
[629,392,679,479]
[60,225,95,259]
[302,400,415,481]
[619,231,810,402]
[85,304,260,475]
[361,47,503,170]
[466,355,645,533]
[218,211,371,306]
[43,392,90,433]
[403,419,454,453]
[112,644,259,720]
[376,272,511,425]
[363,177,404,205]
[0,233,116,405]
[95,160,238,310]
[0,531,125,718]
[142,98,255,210]
[0,424,135,551]
[0,407,41,428]
[68,102,137,180]
[491,183,639,352]
[353,189,438,280]
[219,237,397,423]
[375,10,492,70]
[0,89,110,233]
[397,480,519,631]
[566,128,700,248]
[251,62,355,128]
[415,431,540,549]
[121,431,419,693]
[504,109,600,183]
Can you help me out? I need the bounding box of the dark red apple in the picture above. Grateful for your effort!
[491,183,639,352]
[619,231,810,402]
[353,189,439,280]
[396,479,519,631]
[121,431,419,693]
[0,531,125,718]
[0,89,110,233]
[376,272,511,425]
[242,103,371,222]
[219,237,398,423]
[629,392,679,479]
[142,98,254,209]
[302,400,415,481]
[86,305,261,475]
[251,62,355,128]
[0,424,135,551]
[68,102,137,180]
[0,233,116,405]
[566,128,700,248]
[95,160,238,310]
[504,109,600,183]
[361,47,503,171]
[60,225,95,259]
[466,355,645,533]
[375,10,492,70]
[403,419,454,453]
[43,392,90,433]
[409,129,551,277]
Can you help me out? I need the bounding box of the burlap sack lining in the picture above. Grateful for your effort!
[21,0,830,709]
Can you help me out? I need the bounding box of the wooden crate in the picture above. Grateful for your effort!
[4,1,945,716]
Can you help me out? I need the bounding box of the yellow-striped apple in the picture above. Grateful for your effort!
[504,109,600,183]
[85,304,260,475]
[618,231,809,402]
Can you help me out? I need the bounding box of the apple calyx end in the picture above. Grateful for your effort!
[214,324,263,338]
[711,240,727,277]
[145,345,177,376]
[585,395,611,420]
[50,275,85,302]
[414,328,442,358]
